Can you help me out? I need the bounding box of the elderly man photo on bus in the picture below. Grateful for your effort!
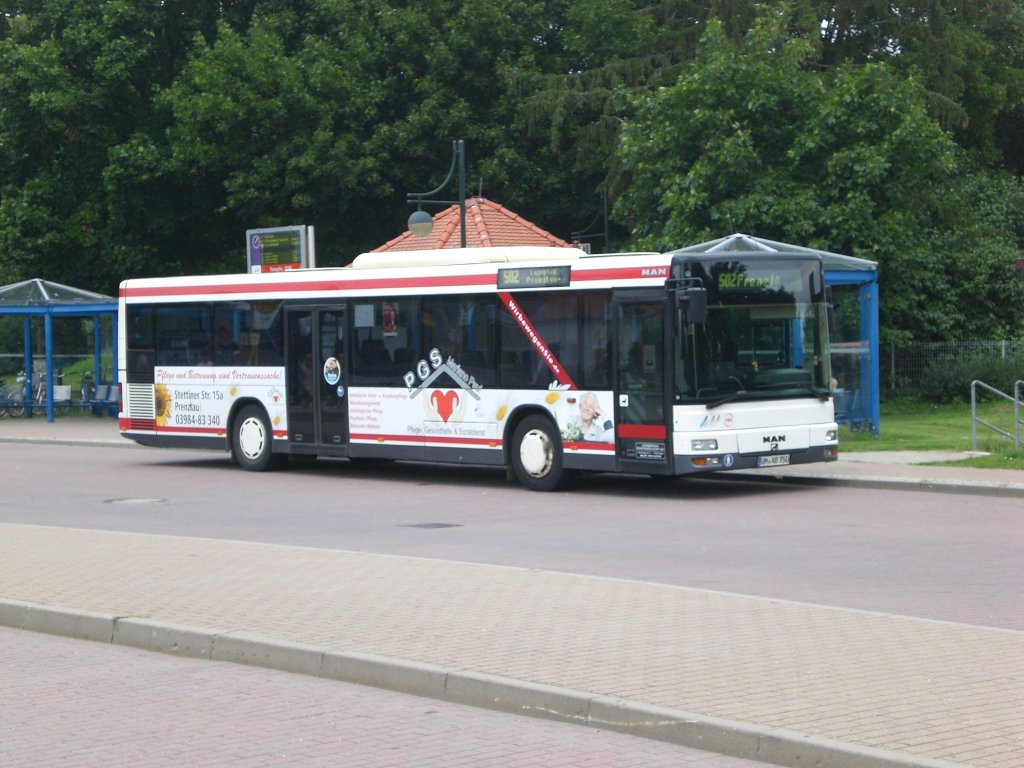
[574,391,613,442]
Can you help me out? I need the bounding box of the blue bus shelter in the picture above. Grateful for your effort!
[673,234,880,435]
[0,278,118,423]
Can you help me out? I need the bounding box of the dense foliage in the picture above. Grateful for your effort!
[2,0,1023,344]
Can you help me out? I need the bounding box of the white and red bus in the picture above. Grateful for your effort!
[117,246,838,490]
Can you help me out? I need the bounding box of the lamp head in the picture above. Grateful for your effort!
[408,209,434,238]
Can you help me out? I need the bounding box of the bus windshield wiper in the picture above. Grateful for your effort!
[707,385,828,409]
[706,391,747,409]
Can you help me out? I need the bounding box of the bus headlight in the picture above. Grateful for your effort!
[691,439,718,451]
[826,430,838,441]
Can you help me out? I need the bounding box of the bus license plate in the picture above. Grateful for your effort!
[757,454,791,468]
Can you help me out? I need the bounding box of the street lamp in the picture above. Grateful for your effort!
[406,139,466,248]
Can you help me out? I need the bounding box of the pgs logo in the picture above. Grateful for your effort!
[403,347,482,424]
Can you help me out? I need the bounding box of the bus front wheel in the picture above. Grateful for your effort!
[510,415,564,492]
[232,405,280,471]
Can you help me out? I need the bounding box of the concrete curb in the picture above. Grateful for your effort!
[0,599,966,768]
[713,470,1024,498]
[0,436,135,449]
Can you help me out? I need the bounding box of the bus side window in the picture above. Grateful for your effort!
[581,293,611,388]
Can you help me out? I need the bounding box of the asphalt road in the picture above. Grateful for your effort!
[2,441,1019,630]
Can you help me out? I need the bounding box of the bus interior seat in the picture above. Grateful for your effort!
[359,339,393,373]
[392,347,415,370]
[500,350,532,387]
[460,351,494,385]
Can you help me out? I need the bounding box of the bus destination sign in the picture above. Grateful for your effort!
[716,267,802,293]
[497,266,571,290]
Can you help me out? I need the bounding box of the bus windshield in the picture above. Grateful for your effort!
[673,257,831,406]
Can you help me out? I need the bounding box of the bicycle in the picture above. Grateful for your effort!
[35,370,72,415]
[1,371,27,417]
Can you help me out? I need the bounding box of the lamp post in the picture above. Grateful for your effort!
[570,189,609,254]
[406,139,466,248]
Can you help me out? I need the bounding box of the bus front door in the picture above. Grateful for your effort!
[614,292,671,474]
[286,308,348,452]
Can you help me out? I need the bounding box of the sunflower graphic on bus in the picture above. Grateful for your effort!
[154,383,172,427]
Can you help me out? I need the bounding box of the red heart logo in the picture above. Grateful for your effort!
[430,390,459,422]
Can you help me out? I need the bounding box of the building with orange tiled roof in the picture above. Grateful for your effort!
[373,196,573,252]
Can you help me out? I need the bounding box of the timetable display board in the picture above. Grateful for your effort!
[247,226,315,273]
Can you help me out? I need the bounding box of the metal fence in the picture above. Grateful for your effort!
[971,379,1023,449]
[883,340,1024,394]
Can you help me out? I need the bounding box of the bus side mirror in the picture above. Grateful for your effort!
[678,287,707,324]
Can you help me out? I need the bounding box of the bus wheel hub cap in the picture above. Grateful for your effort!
[239,420,266,459]
[520,430,551,476]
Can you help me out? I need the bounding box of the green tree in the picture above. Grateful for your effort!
[0,0,249,290]
[505,0,720,246]
[131,0,577,269]
[614,13,1024,342]
[809,1,1024,168]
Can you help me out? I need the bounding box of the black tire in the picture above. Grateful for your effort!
[509,414,565,492]
[232,405,280,471]
[6,395,24,418]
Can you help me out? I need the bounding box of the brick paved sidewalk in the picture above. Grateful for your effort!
[2,626,775,768]
[1,523,1020,768]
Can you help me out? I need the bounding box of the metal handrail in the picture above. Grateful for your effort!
[971,380,1023,450]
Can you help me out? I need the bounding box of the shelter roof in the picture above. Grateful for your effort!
[374,196,573,252]
[671,233,877,273]
[0,278,114,306]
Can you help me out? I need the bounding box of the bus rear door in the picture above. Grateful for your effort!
[286,307,348,453]
[614,290,671,475]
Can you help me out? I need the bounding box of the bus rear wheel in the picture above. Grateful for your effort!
[510,415,565,492]
[232,405,280,471]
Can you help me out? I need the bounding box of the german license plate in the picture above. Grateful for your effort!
[757,454,791,467]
